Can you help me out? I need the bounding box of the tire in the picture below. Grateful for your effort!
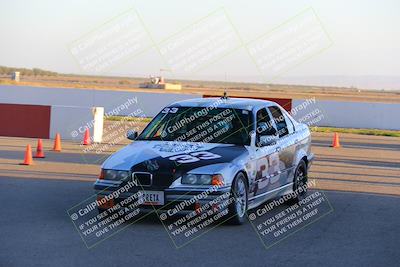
[97,208,106,214]
[227,172,248,225]
[288,160,308,204]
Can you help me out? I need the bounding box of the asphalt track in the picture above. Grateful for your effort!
[0,133,399,267]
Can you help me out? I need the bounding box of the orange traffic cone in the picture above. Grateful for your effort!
[83,128,91,145]
[53,133,62,152]
[331,132,341,148]
[20,144,33,165]
[34,139,45,158]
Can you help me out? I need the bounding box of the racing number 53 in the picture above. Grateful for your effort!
[169,151,221,163]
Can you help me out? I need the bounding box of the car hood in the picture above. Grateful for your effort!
[102,141,248,172]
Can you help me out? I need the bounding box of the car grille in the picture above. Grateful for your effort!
[132,172,152,186]
[131,163,178,189]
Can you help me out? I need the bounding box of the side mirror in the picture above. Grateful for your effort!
[250,131,257,147]
[127,130,138,140]
[258,134,278,147]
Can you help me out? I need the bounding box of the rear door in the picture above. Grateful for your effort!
[267,106,296,185]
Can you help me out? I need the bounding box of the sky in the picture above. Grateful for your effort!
[0,0,399,89]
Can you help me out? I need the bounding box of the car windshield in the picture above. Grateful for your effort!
[137,107,253,145]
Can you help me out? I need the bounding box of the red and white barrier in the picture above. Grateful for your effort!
[0,103,104,141]
[0,103,51,138]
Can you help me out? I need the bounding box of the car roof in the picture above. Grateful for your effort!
[169,97,276,111]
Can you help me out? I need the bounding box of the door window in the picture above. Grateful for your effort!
[256,108,277,145]
[268,106,288,137]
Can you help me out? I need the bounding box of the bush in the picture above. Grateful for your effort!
[0,66,58,76]
[118,80,130,85]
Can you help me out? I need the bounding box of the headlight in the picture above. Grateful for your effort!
[181,174,223,185]
[117,170,130,180]
[102,169,130,181]
[105,170,117,180]
[199,174,212,184]
[183,174,199,184]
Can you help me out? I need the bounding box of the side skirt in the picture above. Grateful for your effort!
[248,183,294,210]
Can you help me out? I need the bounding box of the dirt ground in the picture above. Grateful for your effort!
[2,74,400,103]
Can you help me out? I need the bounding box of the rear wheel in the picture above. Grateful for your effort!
[289,160,308,204]
[227,173,248,225]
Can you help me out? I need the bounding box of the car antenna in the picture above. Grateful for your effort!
[221,72,229,100]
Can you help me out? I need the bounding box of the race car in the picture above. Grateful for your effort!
[94,96,314,224]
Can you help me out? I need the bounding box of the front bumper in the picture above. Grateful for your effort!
[94,179,231,212]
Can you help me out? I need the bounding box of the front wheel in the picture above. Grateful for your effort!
[227,173,248,225]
